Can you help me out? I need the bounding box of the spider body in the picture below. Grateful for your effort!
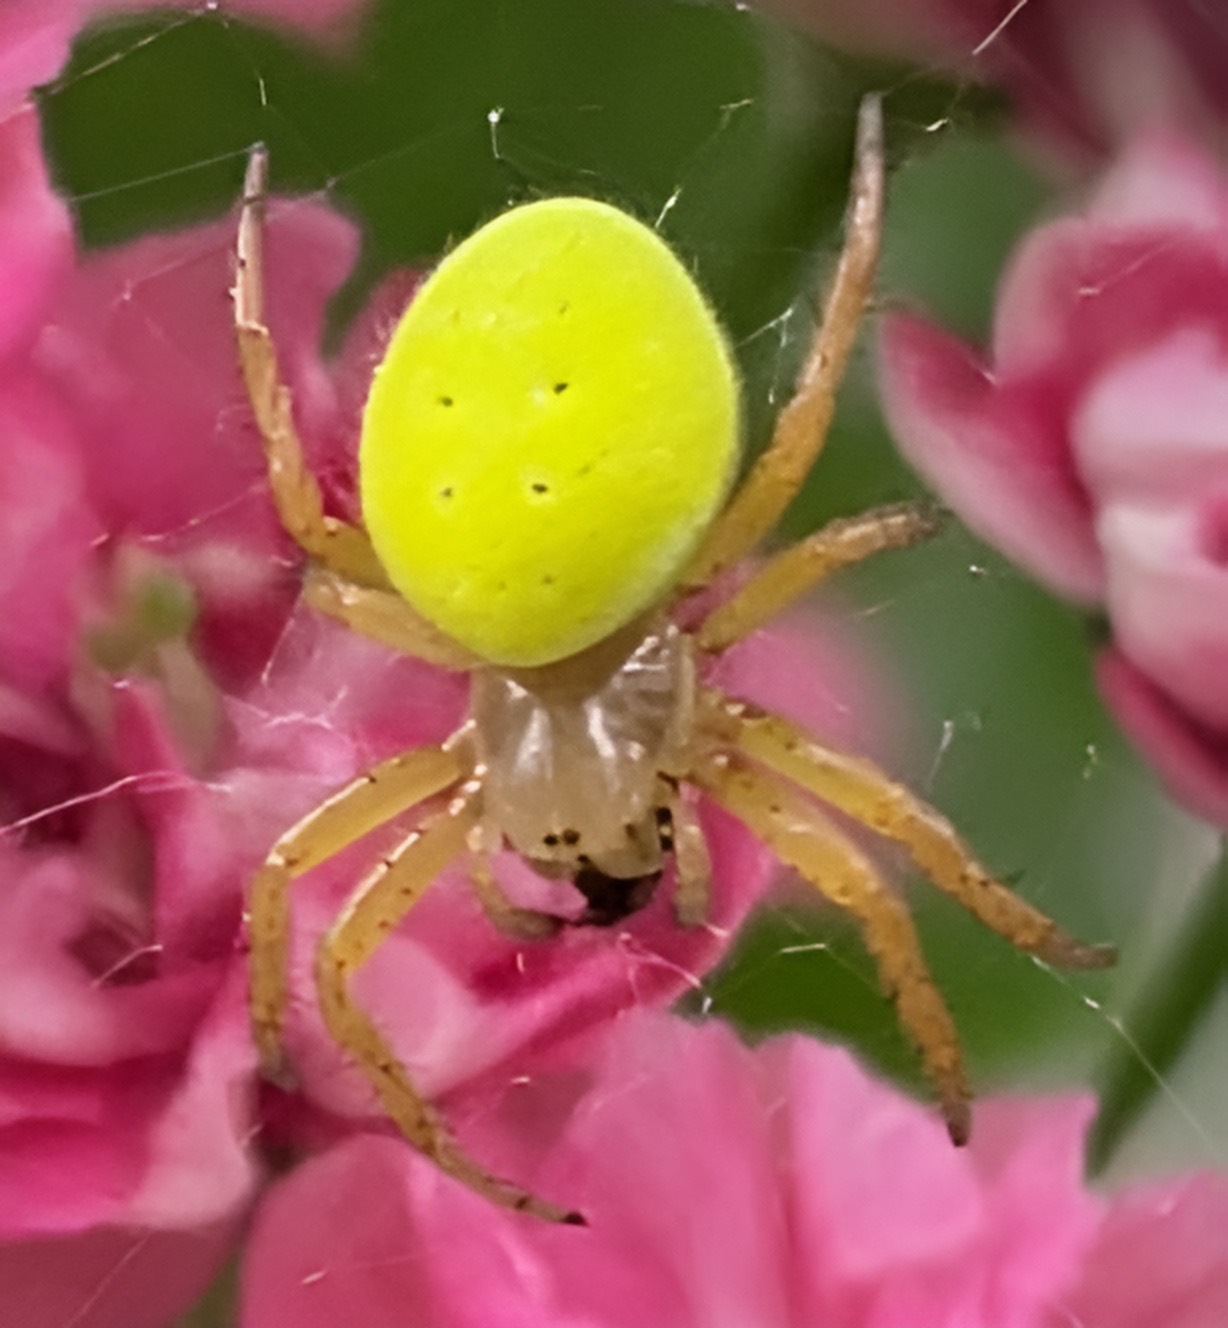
[234,98,1114,1227]
[467,615,694,888]
[360,196,739,667]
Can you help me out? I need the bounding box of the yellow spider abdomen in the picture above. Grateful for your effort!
[359,197,740,667]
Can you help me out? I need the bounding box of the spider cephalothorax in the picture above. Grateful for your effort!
[235,97,1114,1225]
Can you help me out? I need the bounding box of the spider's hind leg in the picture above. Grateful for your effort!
[680,93,885,591]
[233,147,387,590]
[234,149,479,672]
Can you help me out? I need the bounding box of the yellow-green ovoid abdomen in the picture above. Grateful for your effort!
[359,197,740,667]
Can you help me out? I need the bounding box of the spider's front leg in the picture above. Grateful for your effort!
[696,501,942,652]
[303,567,481,671]
[314,782,583,1225]
[247,743,465,1078]
[661,777,714,928]
[691,751,972,1143]
[689,689,1116,1143]
[701,692,1116,970]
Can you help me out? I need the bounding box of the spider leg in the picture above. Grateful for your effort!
[700,692,1117,970]
[315,786,583,1224]
[681,94,885,590]
[697,501,941,652]
[304,566,481,671]
[692,752,971,1143]
[248,742,465,1078]
[234,147,387,589]
[665,780,713,927]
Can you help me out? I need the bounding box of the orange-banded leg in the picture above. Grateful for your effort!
[303,567,481,671]
[693,752,972,1143]
[234,149,481,668]
[234,147,388,590]
[314,784,583,1224]
[696,501,942,653]
[247,743,465,1079]
[700,692,1117,971]
[681,94,885,591]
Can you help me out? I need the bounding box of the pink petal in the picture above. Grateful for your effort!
[0,1218,241,1328]
[991,223,1226,386]
[125,965,259,1228]
[879,311,1103,599]
[1087,128,1228,234]
[777,1050,1098,1328]
[0,850,216,1065]
[1054,1171,1228,1328]
[38,200,357,539]
[1073,332,1228,734]
[532,1016,791,1326]
[0,373,99,692]
[1098,503,1228,729]
[0,4,81,120]
[529,1025,1098,1328]
[0,106,72,363]
[779,1038,983,1306]
[109,681,246,957]
[989,217,1107,377]
[241,1013,1105,1328]
[1095,647,1228,826]
[28,196,364,689]
[240,1133,583,1328]
[0,959,254,1238]
[962,1096,1101,1328]
[988,133,1228,384]
[1073,327,1228,507]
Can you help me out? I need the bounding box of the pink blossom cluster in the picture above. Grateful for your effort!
[241,1009,1228,1328]
[2,3,1228,1326]
[879,120,1228,826]
[755,0,1228,828]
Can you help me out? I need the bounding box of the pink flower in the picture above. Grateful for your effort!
[0,102,355,1325]
[1044,1172,1228,1328]
[755,0,1228,163]
[243,1008,1228,1328]
[879,131,1228,826]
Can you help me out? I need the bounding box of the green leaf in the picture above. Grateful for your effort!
[1088,841,1228,1175]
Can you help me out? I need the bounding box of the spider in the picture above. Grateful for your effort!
[233,97,1114,1225]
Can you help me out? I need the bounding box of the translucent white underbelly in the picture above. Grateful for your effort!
[469,620,693,879]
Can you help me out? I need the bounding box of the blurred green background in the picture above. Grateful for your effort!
[38,0,1224,1206]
